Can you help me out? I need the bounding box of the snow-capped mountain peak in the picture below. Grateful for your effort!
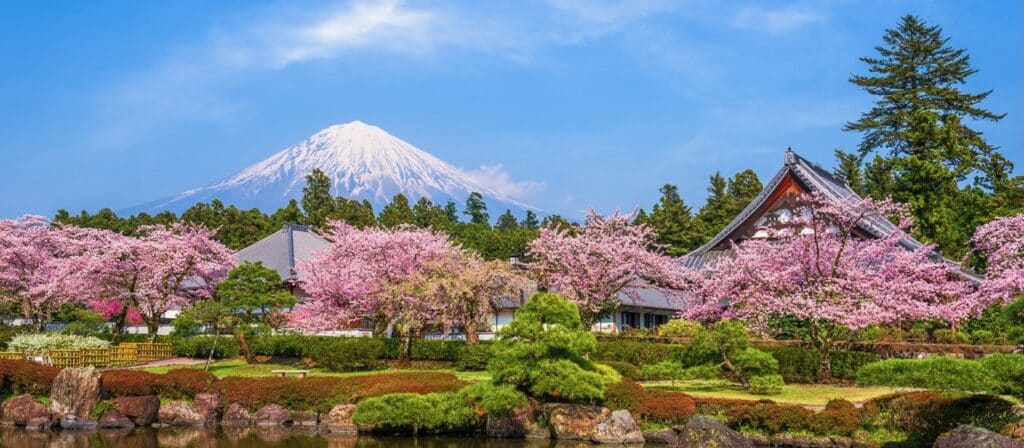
[128,121,534,214]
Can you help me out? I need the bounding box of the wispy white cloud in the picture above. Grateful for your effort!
[462,164,546,199]
[730,6,826,35]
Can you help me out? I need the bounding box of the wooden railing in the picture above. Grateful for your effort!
[0,342,173,368]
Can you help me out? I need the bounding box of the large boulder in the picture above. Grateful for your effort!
[674,415,753,448]
[545,404,610,440]
[487,403,549,439]
[255,404,292,427]
[115,395,160,426]
[644,427,680,445]
[157,401,210,427]
[934,425,1023,448]
[321,404,357,435]
[50,366,103,419]
[98,411,134,429]
[222,403,255,427]
[592,409,644,444]
[1,395,54,429]
[192,392,220,422]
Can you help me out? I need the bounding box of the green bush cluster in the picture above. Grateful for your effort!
[308,337,385,372]
[759,346,878,382]
[593,340,685,366]
[856,354,1024,397]
[747,375,784,395]
[861,391,1019,445]
[170,335,241,359]
[601,361,642,380]
[352,392,479,434]
[455,343,494,371]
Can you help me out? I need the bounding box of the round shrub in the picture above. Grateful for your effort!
[932,328,969,344]
[748,374,784,395]
[862,391,1018,444]
[461,382,528,414]
[657,320,703,338]
[730,403,814,434]
[638,391,697,424]
[732,347,779,380]
[308,337,384,372]
[603,378,645,413]
[970,329,997,344]
[352,392,479,434]
[102,370,161,397]
[601,361,642,380]
[814,399,863,436]
[158,369,217,397]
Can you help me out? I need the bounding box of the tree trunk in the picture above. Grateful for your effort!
[146,319,160,343]
[114,304,130,335]
[372,314,389,338]
[236,330,254,364]
[819,345,833,382]
[205,329,220,371]
[465,323,479,345]
[400,333,413,364]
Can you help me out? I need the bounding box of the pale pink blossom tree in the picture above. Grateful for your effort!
[0,216,108,330]
[968,213,1024,305]
[76,223,235,340]
[429,252,530,344]
[681,194,975,379]
[528,210,686,328]
[293,221,462,359]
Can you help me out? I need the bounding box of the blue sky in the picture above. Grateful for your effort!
[1,0,1021,219]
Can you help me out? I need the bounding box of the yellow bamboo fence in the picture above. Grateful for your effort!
[0,343,173,368]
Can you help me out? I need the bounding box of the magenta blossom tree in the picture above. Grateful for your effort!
[76,223,235,340]
[681,194,975,379]
[528,210,686,328]
[968,213,1024,305]
[293,221,462,359]
[0,216,108,330]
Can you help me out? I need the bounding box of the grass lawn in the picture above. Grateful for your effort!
[142,358,492,382]
[643,379,906,407]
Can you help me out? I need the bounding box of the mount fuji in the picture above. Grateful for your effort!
[127,121,537,215]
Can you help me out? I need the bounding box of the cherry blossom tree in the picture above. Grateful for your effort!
[528,210,686,328]
[430,252,529,344]
[77,223,235,340]
[0,216,107,330]
[968,213,1024,305]
[293,221,462,359]
[681,194,975,379]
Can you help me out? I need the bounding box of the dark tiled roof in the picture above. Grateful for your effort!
[682,149,981,283]
[235,224,330,281]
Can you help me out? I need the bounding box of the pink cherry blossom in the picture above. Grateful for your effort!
[681,194,975,378]
[528,210,686,326]
[968,213,1024,306]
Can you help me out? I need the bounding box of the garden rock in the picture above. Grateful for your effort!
[1,395,54,428]
[50,366,103,419]
[674,415,753,448]
[255,404,292,427]
[98,411,134,429]
[192,391,220,422]
[934,425,1023,448]
[115,395,160,425]
[293,410,318,426]
[322,404,357,435]
[222,403,255,427]
[592,409,644,444]
[157,401,209,427]
[487,402,546,438]
[545,403,610,440]
[60,414,98,430]
[1004,421,1024,442]
[644,428,680,445]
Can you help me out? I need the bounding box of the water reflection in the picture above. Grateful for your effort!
[0,428,632,448]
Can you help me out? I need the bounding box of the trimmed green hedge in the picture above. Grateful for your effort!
[856,354,1024,397]
[759,346,879,382]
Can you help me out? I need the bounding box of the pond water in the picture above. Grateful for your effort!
[0,427,654,447]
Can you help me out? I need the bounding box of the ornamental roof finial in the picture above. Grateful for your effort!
[784,146,796,165]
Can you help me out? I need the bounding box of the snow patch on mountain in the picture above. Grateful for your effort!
[127,121,540,215]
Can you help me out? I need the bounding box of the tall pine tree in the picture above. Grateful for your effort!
[520,210,539,230]
[496,209,519,230]
[464,192,490,226]
[301,169,335,229]
[649,184,695,256]
[378,193,415,228]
